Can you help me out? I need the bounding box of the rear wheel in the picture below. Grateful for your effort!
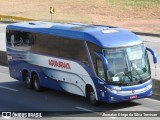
[32,74,42,91]
[23,72,33,89]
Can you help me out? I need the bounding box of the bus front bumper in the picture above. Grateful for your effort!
[105,84,152,103]
[99,80,152,103]
[107,87,152,103]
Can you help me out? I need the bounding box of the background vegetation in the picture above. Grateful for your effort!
[0,0,160,34]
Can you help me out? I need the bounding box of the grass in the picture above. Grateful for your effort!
[48,12,90,23]
[0,0,160,33]
[125,0,160,5]
[106,0,160,10]
[105,0,160,19]
[106,0,160,6]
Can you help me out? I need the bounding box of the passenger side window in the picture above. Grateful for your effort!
[6,30,34,51]
[87,42,102,70]
[31,33,89,66]
[87,42,108,80]
[96,58,105,80]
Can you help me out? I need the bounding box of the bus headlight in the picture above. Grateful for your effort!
[145,84,152,90]
[105,86,119,94]
[111,89,118,94]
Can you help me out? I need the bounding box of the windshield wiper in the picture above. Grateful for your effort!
[124,71,132,79]
[130,62,144,83]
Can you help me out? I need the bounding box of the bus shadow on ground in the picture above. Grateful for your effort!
[0,81,141,117]
[32,86,141,117]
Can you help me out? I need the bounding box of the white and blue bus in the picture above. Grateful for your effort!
[6,21,157,105]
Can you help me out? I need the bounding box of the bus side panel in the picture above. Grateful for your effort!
[42,68,72,93]
[27,53,98,99]
[7,48,27,81]
[7,48,98,97]
[33,68,64,91]
[7,48,65,91]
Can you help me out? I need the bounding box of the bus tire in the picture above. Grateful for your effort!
[23,71,33,89]
[86,86,99,106]
[32,73,42,91]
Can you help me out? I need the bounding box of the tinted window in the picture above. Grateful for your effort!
[31,33,89,64]
[87,42,102,70]
[6,30,34,51]
[7,31,89,65]
[96,58,105,79]
[31,33,60,56]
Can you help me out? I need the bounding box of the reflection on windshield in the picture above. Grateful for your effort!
[104,44,150,84]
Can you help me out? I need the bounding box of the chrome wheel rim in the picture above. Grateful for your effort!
[34,76,39,90]
[90,91,96,104]
[26,76,31,85]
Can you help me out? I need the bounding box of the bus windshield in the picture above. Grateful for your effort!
[103,44,151,85]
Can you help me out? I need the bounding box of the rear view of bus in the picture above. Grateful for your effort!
[6,21,157,105]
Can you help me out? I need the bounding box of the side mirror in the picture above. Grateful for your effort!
[95,52,109,70]
[146,47,157,64]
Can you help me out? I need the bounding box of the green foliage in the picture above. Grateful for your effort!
[106,0,160,12]
[126,0,160,6]
[106,0,160,7]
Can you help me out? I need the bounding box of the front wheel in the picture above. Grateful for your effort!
[32,74,42,91]
[88,88,99,106]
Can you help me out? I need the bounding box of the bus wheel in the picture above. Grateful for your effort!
[87,87,98,106]
[32,74,42,91]
[24,72,33,89]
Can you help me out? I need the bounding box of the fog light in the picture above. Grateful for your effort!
[110,97,114,101]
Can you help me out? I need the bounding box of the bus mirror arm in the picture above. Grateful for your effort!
[95,52,109,70]
[146,47,157,64]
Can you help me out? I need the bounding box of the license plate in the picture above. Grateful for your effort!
[130,95,137,99]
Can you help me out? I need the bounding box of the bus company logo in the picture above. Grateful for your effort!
[49,59,71,70]
[132,90,135,93]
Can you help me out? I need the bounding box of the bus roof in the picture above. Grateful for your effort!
[7,21,142,48]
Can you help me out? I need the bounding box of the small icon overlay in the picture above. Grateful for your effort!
[1,112,42,118]
[2,112,11,119]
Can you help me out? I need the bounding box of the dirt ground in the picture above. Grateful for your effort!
[0,0,160,34]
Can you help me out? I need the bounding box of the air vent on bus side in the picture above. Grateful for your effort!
[29,22,36,25]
